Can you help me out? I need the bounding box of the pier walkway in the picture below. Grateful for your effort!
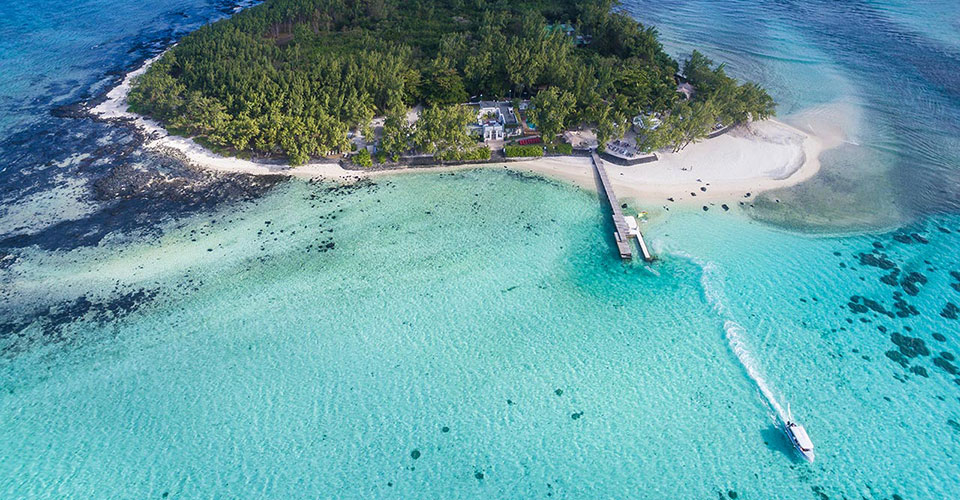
[590,152,654,262]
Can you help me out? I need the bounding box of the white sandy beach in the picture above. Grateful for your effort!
[93,55,847,206]
[505,118,831,207]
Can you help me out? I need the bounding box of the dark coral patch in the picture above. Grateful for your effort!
[933,356,959,375]
[857,252,897,270]
[893,233,914,244]
[885,350,909,367]
[891,332,930,358]
[892,295,919,318]
[848,295,893,318]
[811,485,829,500]
[933,333,946,342]
[900,272,927,296]
[410,449,421,460]
[848,301,868,314]
[880,270,900,286]
[941,302,959,320]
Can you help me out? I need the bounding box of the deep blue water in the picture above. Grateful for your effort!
[626,0,960,223]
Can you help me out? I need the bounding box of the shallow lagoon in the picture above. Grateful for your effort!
[2,0,960,497]
[2,171,959,497]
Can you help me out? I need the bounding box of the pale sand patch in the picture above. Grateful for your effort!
[93,55,840,203]
[502,118,832,207]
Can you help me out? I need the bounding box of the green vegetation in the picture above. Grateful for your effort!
[546,142,574,155]
[638,50,777,152]
[353,148,373,168]
[528,88,576,143]
[457,146,492,162]
[505,144,545,158]
[410,105,476,161]
[128,0,774,165]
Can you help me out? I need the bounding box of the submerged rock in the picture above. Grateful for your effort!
[941,303,959,320]
[933,356,959,375]
[885,350,909,367]
[880,269,900,286]
[891,332,930,358]
[857,252,897,270]
[892,295,920,318]
[848,295,894,317]
[893,233,914,244]
[900,272,928,296]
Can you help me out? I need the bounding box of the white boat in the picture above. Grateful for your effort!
[783,418,815,462]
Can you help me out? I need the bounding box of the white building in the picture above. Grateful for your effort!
[482,122,504,141]
[471,101,518,143]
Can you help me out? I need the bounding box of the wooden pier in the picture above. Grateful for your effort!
[591,152,654,262]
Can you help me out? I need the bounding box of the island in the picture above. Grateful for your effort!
[121,0,775,165]
[93,0,834,209]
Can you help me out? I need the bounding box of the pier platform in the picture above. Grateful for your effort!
[590,152,654,262]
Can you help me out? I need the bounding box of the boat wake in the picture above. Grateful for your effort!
[688,255,789,424]
[723,320,787,422]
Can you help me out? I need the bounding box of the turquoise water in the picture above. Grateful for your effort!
[2,0,960,498]
[3,171,959,498]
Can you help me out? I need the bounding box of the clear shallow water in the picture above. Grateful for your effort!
[1,0,960,498]
[2,172,959,498]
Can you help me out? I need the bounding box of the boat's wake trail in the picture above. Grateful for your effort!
[722,320,787,422]
[689,255,789,423]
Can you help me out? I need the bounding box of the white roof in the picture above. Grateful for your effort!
[633,114,661,129]
[789,423,814,450]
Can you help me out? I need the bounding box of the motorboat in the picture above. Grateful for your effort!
[783,418,815,462]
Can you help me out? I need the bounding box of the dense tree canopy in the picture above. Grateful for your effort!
[637,50,778,153]
[529,88,576,142]
[128,0,773,164]
[128,0,683,164]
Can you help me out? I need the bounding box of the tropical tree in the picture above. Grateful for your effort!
[529,88,576,142]
[380,107,411,160]
[412,105,475,160]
